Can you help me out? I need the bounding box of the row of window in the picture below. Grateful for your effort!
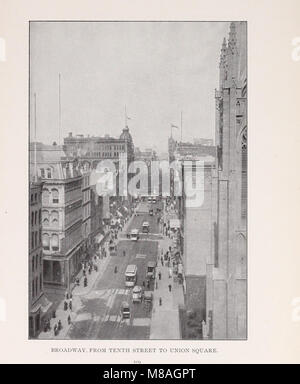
[31,209,42,227]
[30,192,41,204]
[31,252,42,274]
[31,273,42,301]
[40,167,53,179]
[82,189,90,203]
[92,152,122,158]
[42,188,59,205]
[43,233,59,252]
[83,204,91,220]
[31,229,41,250]
[42,210,59,227]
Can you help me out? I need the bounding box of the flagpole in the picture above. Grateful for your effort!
[180,111,183,142]
[34,92,37,181]
[125,105,127,128]
[58,73,61,145]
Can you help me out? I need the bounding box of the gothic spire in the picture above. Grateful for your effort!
[228,22,237,53]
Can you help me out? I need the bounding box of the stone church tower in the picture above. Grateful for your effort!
[207,21,247,339]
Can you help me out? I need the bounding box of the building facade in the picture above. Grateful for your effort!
[207,21,247,339]
[173,22,247,340]
[82,171,92,247]
[29,178,51,337]
[63,127,134,168]
[30,143,84,292]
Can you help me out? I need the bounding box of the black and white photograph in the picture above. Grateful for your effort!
[28,21,247,340]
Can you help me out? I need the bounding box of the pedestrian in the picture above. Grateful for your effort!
[69,299,72,311]
[69,292,72,299]
[84,277,88,287]
[155,281,158,290]
[161,257,164,267]
[147,280,150,289]
[52,310,56,319]
[168,284,172,292]
[159,297,162,306]
[67,315,71,325]
[54,324,58,336]
[142,281,145,288]
[158,271,161,280]
[58,320,62,331]
[114,266,118,274]
[123,250,126,257]
[169,268,172,279]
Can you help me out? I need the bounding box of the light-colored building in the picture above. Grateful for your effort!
[174,22,247,340]
[30,143,84,292]
[63,127,135,167]
[207,21,247,339]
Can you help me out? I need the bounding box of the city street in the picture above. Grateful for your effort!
[67,201,162,339]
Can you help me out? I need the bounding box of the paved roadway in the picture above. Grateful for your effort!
[68,200,163,339]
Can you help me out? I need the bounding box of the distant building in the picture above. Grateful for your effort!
[63,127,134,167]
[134,147,158,162]
[30,143,84,292]
[29,177,51,337]
[193,138,214,146]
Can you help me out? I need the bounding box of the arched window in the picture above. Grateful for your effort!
[42,234,50,250]
[42,189,50,205]
[51,210,59,226]
[51,234,59,251]
[52,189,59,204]
[42,210,49,226]
[241,129,247,219]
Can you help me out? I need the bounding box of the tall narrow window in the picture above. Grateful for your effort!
[51,234,59,251]
[42,234,50,250]
[241,129,247,219]
[52,189,59,204]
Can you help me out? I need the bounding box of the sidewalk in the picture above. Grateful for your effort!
[38,207,138,340]
[38,254,111,339]
[149,202,184,339]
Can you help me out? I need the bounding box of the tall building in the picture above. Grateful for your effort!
[29,177,51,337]
[207,21,247,339]
[176,22,247,340]
[30,143,84,292]
[174,148,216,323]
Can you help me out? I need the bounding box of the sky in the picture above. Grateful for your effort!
[30,21,230,153]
